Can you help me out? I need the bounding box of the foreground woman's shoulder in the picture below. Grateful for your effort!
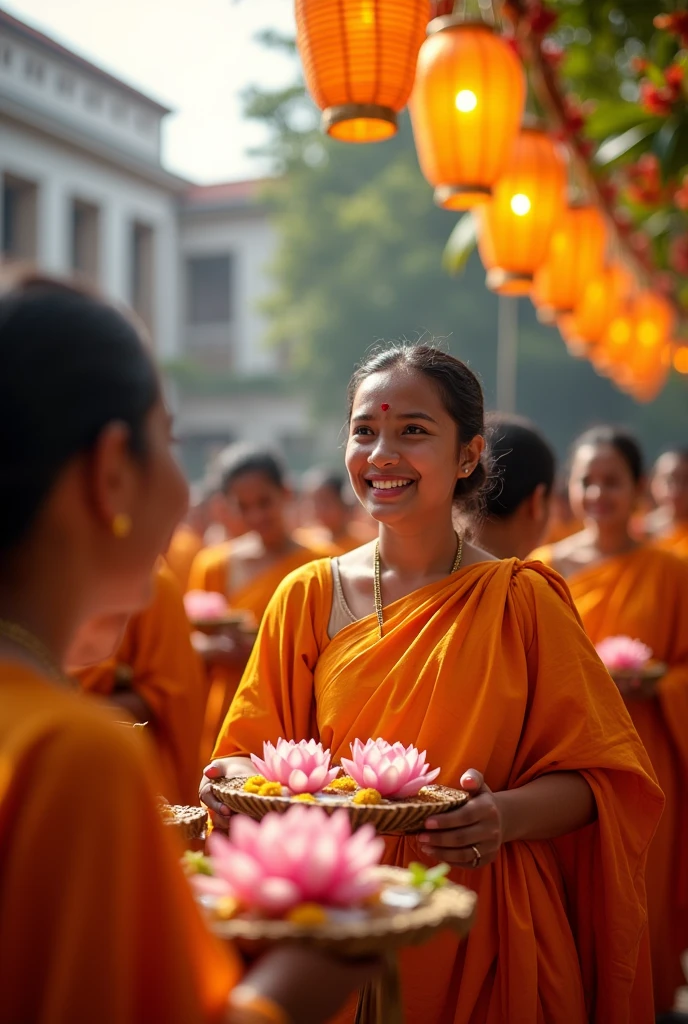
[274,552,341,599]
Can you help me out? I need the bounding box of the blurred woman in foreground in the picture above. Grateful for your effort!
[0,274,371,1023]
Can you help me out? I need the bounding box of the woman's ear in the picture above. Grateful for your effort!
[86,421,137,531]
[458,434,486,479]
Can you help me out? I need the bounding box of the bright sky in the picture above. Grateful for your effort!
[4,0,298,183]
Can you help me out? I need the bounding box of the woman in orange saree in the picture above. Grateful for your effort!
[0,274,371,1023]
[76,562,207,805]
[202,344,662,1024]
[650,448,688,559]
[532,426,688,1013]
[189,446,320,764]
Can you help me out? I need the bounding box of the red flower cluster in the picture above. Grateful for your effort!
[625,154,665,206]
[541,37,564,69]
[675,174,688,210]
[670,234,688,275]
[526,1,558,36]
[654,12,688,48]
[640,64,684,116]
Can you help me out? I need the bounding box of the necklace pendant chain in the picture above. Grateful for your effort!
[373,533,464,640]
[0,618,71,687]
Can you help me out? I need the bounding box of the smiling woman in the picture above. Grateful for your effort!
[531,426,688,1014]
[204,342,663,1024]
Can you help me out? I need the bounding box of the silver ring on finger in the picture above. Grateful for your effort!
[470,844,481,869]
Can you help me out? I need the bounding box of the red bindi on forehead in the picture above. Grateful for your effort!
[381,403,390,412]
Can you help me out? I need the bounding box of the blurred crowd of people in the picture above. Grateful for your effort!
[1,271,687,1022]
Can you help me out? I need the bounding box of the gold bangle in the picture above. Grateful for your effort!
[228,986,291,1024]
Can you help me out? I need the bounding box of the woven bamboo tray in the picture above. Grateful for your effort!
[189,613,256,635]
[160,803,208,842]
[207,866,476,959]
[211,777,467,835]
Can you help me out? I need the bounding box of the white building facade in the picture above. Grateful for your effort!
[0,8,314,480]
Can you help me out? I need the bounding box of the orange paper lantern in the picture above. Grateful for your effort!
[673,345,688,374]
[558,262,633,351]
[477,127,567,295]
[628,292,676,388]
[532,204,607,322]
[295,0,430,143]
[411,20,525,209]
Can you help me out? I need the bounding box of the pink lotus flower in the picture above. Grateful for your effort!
[183,590,229,621]
[341,738,441,799]
[251,739,339,795]
[596,636,653,672]
[193,805,384,915]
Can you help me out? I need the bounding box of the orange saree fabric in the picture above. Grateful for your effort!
[77,564,207,805]
[166,524,205,591]
[189,541,319,765]
[0,662,238,1023]
[654,523,688,561]
[533,543,688,1011]
[215,557,662,1024]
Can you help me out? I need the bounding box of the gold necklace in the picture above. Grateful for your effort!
[374,532,464,639]
[0,618,71,686]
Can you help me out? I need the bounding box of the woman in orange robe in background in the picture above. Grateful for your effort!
[532,426,688,1014]
[202,344,662,1024]
[189,446,319,764]
[0,275,370,1023]
[650,447,688,559]
[77,562,207,805]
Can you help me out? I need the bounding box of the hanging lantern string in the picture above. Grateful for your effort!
[507,0,680,322]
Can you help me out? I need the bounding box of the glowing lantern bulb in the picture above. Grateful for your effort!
[510,193,531,216]
[455,89,478,112]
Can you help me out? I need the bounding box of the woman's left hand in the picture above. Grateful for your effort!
[417,769,504,869]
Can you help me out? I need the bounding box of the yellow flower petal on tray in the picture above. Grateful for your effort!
[215,897,240,920]
[352,788,382,806]
[258,781,284,797]
[325,776,358,793]
[246,775,266,786]
[285,903,328,926]
[292,793,317,803]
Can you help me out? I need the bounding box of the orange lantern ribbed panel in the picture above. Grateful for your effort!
[558,262,633,350]
[593,299,636,378]
[410,21,525,209]
[674,345,688,374]
[628,292,676,387]
[532,204,606,322]
[477,127,567,295]
[295,0,430,143]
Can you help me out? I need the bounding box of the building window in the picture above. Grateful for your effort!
[111,98,128,122]
[2,174,38,260]
[134,110,155,136]
[84,87,103,111]
[130,221,155,334]
[70,199,100,282]
[0,43,12,67]
[187,255,232,325]
[56,71,76,96]
[24,55,44,82]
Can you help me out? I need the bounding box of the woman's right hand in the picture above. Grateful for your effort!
[199,756,254,831]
